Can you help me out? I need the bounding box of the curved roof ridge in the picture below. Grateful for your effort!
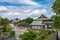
[38,14,47,19]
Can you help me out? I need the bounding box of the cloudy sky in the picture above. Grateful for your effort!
[0,0,55,19]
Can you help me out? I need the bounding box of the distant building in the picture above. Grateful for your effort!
[30,14,53,30]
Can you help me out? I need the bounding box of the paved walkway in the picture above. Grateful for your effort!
[58,31,60,40]
[50,33,57,40]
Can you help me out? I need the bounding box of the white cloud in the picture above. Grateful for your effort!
[31,9,47,14]
[29,9,47,18]
[0,6,32,19]
[0,6,8,11]
[0,6,48,19]
[0,0,54,19]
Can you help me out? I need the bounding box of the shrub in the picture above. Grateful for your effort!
[3,32,9,36]
[10,31,15,37]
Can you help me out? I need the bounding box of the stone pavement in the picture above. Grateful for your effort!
[58,31,60,40]
[10,24,28,40]
[50,33,57,40]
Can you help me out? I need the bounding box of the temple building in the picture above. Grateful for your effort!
[30,14,53,30]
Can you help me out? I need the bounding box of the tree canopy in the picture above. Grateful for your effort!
[0,18,12,26]
[52,0,60,14]
[0,17,15,36]
[52,0,60,29]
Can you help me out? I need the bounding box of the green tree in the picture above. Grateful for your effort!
[52,16,60,29]
[52,0,60,14]
[0,18,11,26]
[25,18,33,24]
[17,18,33,26]
[5,25,12,32]
[0,17,3,25]
[3,25,12,35]
[3,25,15,36]
[52,0,60,29]
[0,17,15,36]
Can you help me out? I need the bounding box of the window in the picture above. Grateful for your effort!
[32,26,42,29]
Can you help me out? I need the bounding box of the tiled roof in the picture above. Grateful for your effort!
[30,21,44,25]
[34,18,50,21]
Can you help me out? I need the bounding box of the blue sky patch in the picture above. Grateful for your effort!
[0,0,55,19]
